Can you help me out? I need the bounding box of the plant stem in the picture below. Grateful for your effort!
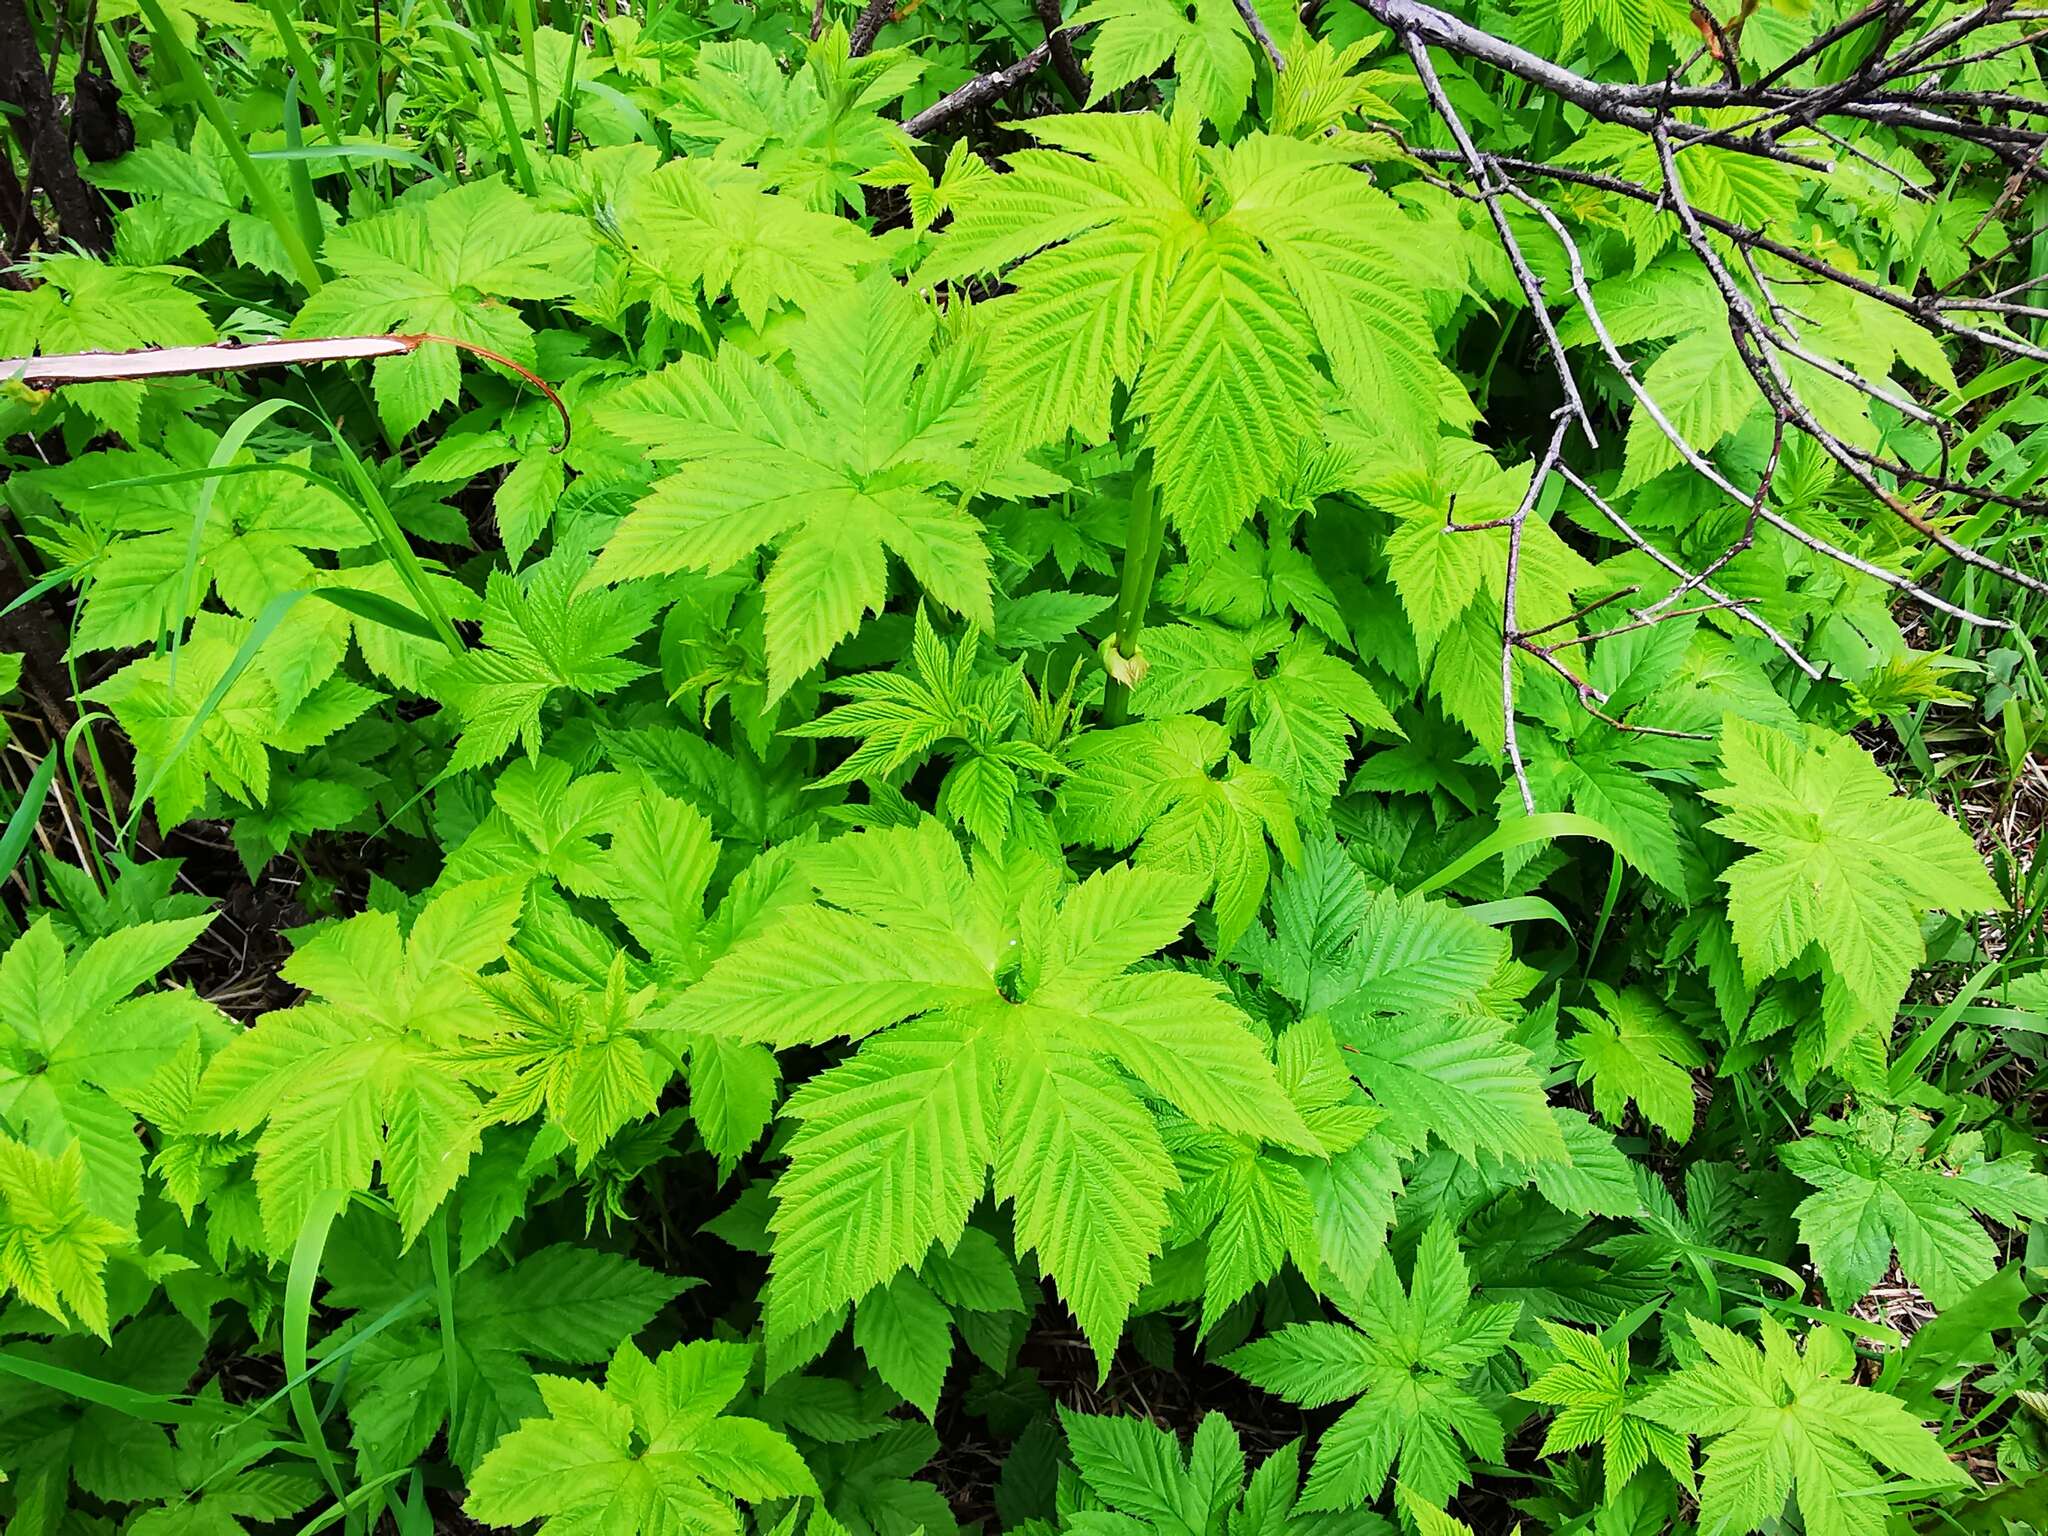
[1101,452,1160,726]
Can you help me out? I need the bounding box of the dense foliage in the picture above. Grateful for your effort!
[1,0,2047,1531]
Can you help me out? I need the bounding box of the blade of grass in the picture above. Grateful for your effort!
[553,0,591,150]
[93,457,458,651]
[285,1190,355,1536]
[250,143,454,187]
[134,0,325,292]
[515,0,544,137]
[222,1284,433,1435]
[0,1349,221,1423]
[168,397,297,687]
[1407,811,1616,897]
[0,741,61,887]
[260,0,354,160]
[290,1469,414,1536]
[53,709,115,893]
[424,15,537,193]
[310,417,467,653]
[426,1211,462,1448]
[310,586,444,644]
[0,563,78,616]
[281,74,329,268]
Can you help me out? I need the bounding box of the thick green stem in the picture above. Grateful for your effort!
[1100,455,1161,726]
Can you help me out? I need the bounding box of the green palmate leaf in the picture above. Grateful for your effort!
[662,817,1315,1370]
[290,178,594,439]
[1059,715,1299,953]
[1053,1411,1382,1536]
[609,800,720,971]
[1164,1121,1321,1327]
[852,1269,952,1418]
[1636,1316,1968,1536]
[0,915,221,1236]
[590,279,1022,700]
[1562,983,1705,1142]
[190,880,523,1250]
[925,116,1463,556]
[90,114,336,281]
[1367,442,1597,751]
[662,33,921,212]
[1521,0,1693,74]
[465,1338,816,1534]
[1235,834,1372,1015]
[1069,0,1264,128]
[606,149,880,331]
[1060,1409,1276,1534]
[461,954,663,1168]
[1394,1488,1480,1536]
[0,1133,130,1335]
[1781,1106,2048,1309]
[434,553,664,774]
[1163,1017,1388,1324]
[1518,1320,1691,1495]
[124,1400,321,1536]
[87,611,380,830]
[40,437,371,660]
[863,137,996,237]
[1129,622,1398,811]
[1705,717,2001,1028]
[442,756,639,899]
[1225,1223,1516,1509]
[1274,869,1560,1165]
[1619,325,1753,489]
[792,606,1065,851]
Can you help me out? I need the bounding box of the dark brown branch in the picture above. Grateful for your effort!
[1407,146,2048,367]
[0,0,112,251]
[1034,0,1091,104]
[848,0,896,56]
[1350,0,2048,780]
[1651,125,2048,600]
[1748,0,1898,90]
[904,41,1054,138]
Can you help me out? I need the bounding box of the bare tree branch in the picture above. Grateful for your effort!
[849,0,897,56]
[1034,0,1092,104]
[1401,31,1596,445]
[904,41,1055,138]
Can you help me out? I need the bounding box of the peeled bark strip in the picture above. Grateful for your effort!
[2,333,571,447]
